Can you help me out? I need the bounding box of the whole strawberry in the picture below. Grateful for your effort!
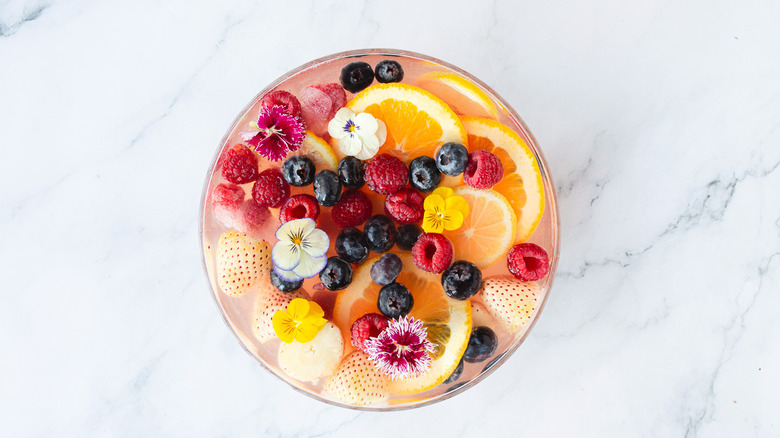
[216,231,271,297]
[480,276,541,333]
[325,351,389,406]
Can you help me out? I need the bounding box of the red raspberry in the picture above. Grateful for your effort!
[252,168,290,208]
[384,188,424,224]
[331,190,373,228]
[463,150,503,189]
[279,194,320,223]
[350,313,389,351]
[507,243,550,281]
[221,144,259,184]
[364,154,409,195]
[260,90,302,118]
[412,233,454,274]
[212,183,244,208]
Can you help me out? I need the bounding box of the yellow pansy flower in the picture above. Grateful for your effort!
[272,298,328,343]
[422,187,470,234]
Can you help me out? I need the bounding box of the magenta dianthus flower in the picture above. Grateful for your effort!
[240,105,305,161]
[364,316,436,380]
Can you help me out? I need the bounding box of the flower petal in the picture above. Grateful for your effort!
[306,301,325,319]
[273,265,303,282]
[424,194,445,212]
[287,298,311,321]
[355,142,379,160]
[375,120,387,146]
[272,240,300,271]
[301,228,329,257]
[422,211,445,234]
[354,112,379,135]
[443,209,464,230]
[358,131,380,152]
[432,186,455,199]
[338,134,364,156]
[293,251,327,278]
[272,310,296,343]
[294,320,324,343]
[445,195,470,217]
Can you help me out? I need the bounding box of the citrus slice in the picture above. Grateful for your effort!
[332,253,472,395]
[461,117,545,242]
[445,186,516,268]
[295,131,338,171]
[415,71,499,120]
[346,83,467,161]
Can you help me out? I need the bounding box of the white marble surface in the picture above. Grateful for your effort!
[2,0,779,436]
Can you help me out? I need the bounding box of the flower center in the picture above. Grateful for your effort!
[344,120,357,133]
[292,236,303,245]
[436,212,445,220]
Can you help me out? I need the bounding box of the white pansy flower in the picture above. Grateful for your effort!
[327,107,387,160]
[271,218,329,279]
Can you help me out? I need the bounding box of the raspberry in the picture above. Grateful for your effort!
[350,313,389,351]
[260,90,302,118]
[412,233,454,274]
[279,194,320,223]
[364,154,408,195]
[221,144,259,184]
[507,243,550,281]
[212,183,245,228]
[384,188,424,224]
[332,190,373,228]
[251,168,290,208]
[463,150,503,189]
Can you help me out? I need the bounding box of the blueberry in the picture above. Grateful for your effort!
[282,156,315,187]
[340,62,374,93]
[377,282,413,318]
[335,227,369,264]
[435,142,469,176]
[319,256,353,291]
[396,224,422,251]
[370,253,403,286]
[441,261,482,300]
[408,156,441,193]
[337,156,365,189]
[363,215,397,253]
[443,358,464,384]
[463,326,497,363]
[375,60,404,83]
[313,169,342,207]
[270,269,303,292]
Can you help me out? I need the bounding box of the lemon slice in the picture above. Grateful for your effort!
[294,131,338,171]
[415,71,499,119]
[332,253,472,395]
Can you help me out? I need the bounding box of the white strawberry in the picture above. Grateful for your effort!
[252,285,306,342]
[216,231,271,297]
[480,276,542,333]
[325,351,389,406]
[278,322,344,383]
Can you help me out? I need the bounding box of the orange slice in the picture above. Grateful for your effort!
[445,186,516,268]
[461,117,545,242]
[346,83,467,161]
[332,253,472,395]
[415,71,499,119]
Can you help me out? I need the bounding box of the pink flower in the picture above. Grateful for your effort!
[240,105,305,161]
[364,316,436,380]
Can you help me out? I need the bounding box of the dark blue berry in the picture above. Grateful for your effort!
[396,224,422,251]
[319,257,353,291]
[282,156,315,187]
[270,269,304,292]
[463,326,497,363]
[443,358,464,384]
[374,60,404,83]
[340,62,374,93]
[441,261,482,300]
[363,215,397,253]
[337,156,365,189]
[408,156,441,193]
[335,227,369,264]
[370,253,403,286]
[435,142,469,176]
[313,169,342,207]
[377,282,413,318]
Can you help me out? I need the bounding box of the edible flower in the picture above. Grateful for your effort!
[327,107,387,160]
[364,316,436,380]
[240,105,305,161]
[272,298,328,343]
[272,218,329,281]
[421,187,470,233]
